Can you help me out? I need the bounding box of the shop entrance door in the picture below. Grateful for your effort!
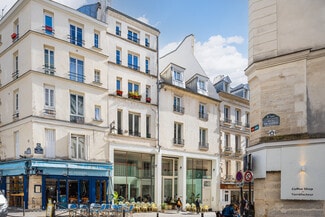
[162,177,173,203]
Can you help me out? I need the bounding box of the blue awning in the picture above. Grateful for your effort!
[0,159,113,177]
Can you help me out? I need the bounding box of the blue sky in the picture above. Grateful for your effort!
[1,0,248,86]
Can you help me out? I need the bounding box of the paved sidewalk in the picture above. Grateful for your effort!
[7,208,219,217]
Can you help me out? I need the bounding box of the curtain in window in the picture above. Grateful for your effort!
[45,129,55,158]
[70,94,76,115]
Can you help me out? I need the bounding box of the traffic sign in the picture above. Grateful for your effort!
[244,170,253,182]
[236,171,243,182]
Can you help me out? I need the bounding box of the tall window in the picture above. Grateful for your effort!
[173,96,184,113]
[224,106,230,123]
[94,31,99,48]
[174,122,183,145]
[13,52,19,79]
[198,80,206,91]
[45,129,56,158]
[70,94,84,123]
[235,135,241,152]
[94,105,101,121]
[129,113,140,137]
[70,24,83,46]
[146,86,150,99]
[116,48,121,64]
[115,22,121,36]
[117,110,122,134]
[245,112,250,127]
[127,30,139,43]
[199,103,207,120]
[128,53,139,70]
[236,161,241,173]
[70,134,85,160]
[44,13,53,35]
[44,85,55,109]
[44,48,55,74]
[116,78,121,91]
[235,109,241,125]
[225,133,230,148]
[13,89,19,115]
[225,160,231,178]
[199,128,208,148]
[145,58,150,73]
[145,34,150,47]
[12,19,19,41]
[69,57,84,82]
[128,82,139,93]
[172,68,184,87]
[146,115,151,138]
[94,70,100,83]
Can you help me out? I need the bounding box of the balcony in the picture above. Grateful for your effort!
[70,115,84,124]
[43,108,56,116]
[129,130,141,137]
[128,92,142,101]
[173,138,184,146]
[128,64,140,71]
[199,112,209,121]
[127,34,140,43]
[223,146,233,155]
[43,65,55,75]
[199,142,209,150]
[69,72,85,83]
[173,105,184,114]
[235,149,243,157]
[43,25,55,35]
[12,70,19,80]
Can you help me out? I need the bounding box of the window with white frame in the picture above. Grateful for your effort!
[173,122,183,145]
[44,85,55,109]
[94,31,99,48]
[224,106,230,123]
[13,52,19,79]
[146,85,151,102]
[128,82,139,93]
[235,108,241,125]
[117,110,122,134]
[199,128,208,148]
[12,19,19,41]
[146,115,151,138]
[225,160,231,179]
[199,103,208,120]
[224,133,230,149]
[116,22,121,36]
[198,80,207,91]
[127,29,139,43]
[44,12,54,35]
[94,105,101,121]
[145,58,150,74]
[70,93,84,123]
[70,23,83,46]
[128,113,140,137]
[235,135,241,152]
[94,70,100,83]
[128,53,139,70]
[236,161,241,173]
[245,112,250,127]
[116,48,121,64]
[173,96,184,113]
[69,57,84,82]
[44,47,55,75]
[70,134,86,160]
[145,34,150,47]
[172,68,184,87]
[13,89,19,115]
[45,129,56,158]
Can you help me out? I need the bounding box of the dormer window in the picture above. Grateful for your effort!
[172,68,184,88]
[197,79,207,95]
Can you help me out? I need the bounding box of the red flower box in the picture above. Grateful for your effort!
[116,90,123,96]
[45,25,53,32]
[146,97,151,103]
[11,33,17,39]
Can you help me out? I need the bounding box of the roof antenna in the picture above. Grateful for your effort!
[1,5,7,20]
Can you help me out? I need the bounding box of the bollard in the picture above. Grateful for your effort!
[201,212,204,217]
[123,209,125,217]
[157,212,159,217]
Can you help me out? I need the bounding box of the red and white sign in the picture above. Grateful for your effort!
[244,170,254,182]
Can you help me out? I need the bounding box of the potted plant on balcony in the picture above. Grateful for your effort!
[116,90,123,96]
[146,97,151,103]
[128,92,141,100]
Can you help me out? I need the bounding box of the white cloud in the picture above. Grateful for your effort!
[160,35,248,86]
[137,15,149,25]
